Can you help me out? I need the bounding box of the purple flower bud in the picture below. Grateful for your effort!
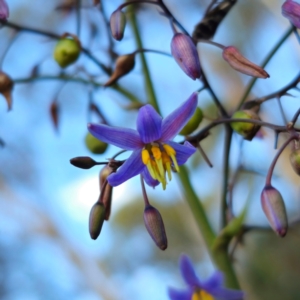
[282,0,300,28]
[222,46,269,78]
[144,205,167,250]
[110,10,126,41]
[171,33,201,80]
[89,202,106,240]
[261,185,288,237]
[0,0,9,20]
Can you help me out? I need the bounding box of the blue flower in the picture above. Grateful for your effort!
[88,93,198,189]
[168,255,244,300]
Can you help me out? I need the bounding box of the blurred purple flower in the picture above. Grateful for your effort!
[88,93,198,189]
[282,0,300,28]
[168,255,244,300]
[171,33,201,80]
[0,0,9,20]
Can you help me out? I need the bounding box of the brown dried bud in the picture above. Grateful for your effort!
[89,202,106,240]
[223,46,269,78]
[104,54,135,87]
[70,156,98,169]
[144,205,167,250]
[0,71,13,110]
[50,101,59,131]
[99,165,114,220]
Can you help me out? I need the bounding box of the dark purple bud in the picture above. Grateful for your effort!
[144,205,167,250]
[104,54,135,87]
[289,149,300,175]
[110,10,126,41]
[89,202,106,240]
[0,0,9,20]
[223,46,269,78]
[261,185,288,237]
[70,156,98,169]
[282,0,300,28]
[0,71,13,110]
[171,33,201,80]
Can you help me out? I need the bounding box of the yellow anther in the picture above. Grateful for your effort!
[192,290,214,300]
[141,149,150,165]
[163,144,176,156]
[151,146,162,160]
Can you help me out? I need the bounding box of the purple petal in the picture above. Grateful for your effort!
[179,254,201,287]
[88,123,143,150]
[107,150,144,186]
[0,0,9,20]
[209,287,244,300]
[161,93,198,141]
[137,105,162,144]
[282,0,300,29]
[168,288,192,300]
[142,169,160,188]
[201,271,223,290]
[166,141,196,165]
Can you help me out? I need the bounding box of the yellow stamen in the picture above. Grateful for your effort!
[192,290,214,300]
[141,149,150,164]
[163,144,179,172]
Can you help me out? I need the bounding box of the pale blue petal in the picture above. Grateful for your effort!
[161,93,198,141]
[107,150,144,186]
[88,123,143,150]
[166,141,196,165]
[142,169,160,188]
[168,288,192,300]
[137,105,162,144]
[179,254,201,287]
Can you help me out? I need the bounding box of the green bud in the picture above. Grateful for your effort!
[89,202,106,240]
[54,37,81,68]
[179,107,203,136]
[85,132,108,154]
[231,109,260,141]
[290,149,300,175]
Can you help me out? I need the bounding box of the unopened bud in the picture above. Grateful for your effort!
[100,166,114,220]
[171,33,201,80]
[89,202,106,240]
[0,71,13,110]
[85,132,108,154]
[100,165,114,187]
[222,46,269,78]
[54,36,81,68]
[179,107,203,136]
[0,0,9,20]
[144,205,167,250]
[110,10,126,41]
[104,54,135,86]
[231,110,260,141]
[282,0,300,28]
[289,149,300,175]
[70,156,98,169]
[261,185,288,237]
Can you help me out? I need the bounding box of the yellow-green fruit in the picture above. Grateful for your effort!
[54,38,81,68]
[85,132,108,154]
[179,107,203,136]
[290,149,300,175]
[231,110,260,141]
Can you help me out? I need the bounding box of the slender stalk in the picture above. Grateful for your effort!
[76,0,81,37]
[127,3,160,112]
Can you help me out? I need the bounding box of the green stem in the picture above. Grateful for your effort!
[238,26,294,109]
[127,4,160,112]
[178,166,240,288]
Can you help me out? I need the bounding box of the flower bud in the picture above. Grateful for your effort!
[0,0,8,20]
[289,149,300,175]
[54,36,81,68]
[89,202,106,240]
[104,54,135,87]
[100,166,114,220]
[261,185,288,237]
[70,156,98,169]
[179,107,203,136]
[144,205,167,250]
[0,71,13,110]
[171,33,201,80]
[282,0,300,28]
[231,110,260,141]
[110,10,126,41]
[222,46,269,78]
[85,132,108,154]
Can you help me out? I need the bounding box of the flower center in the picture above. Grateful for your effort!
[141,143,179,190]
[192,289,214,300]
